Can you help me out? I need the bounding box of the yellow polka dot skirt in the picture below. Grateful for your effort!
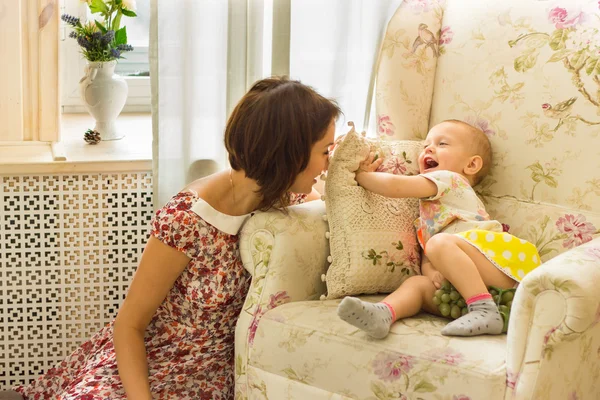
[455,229,541,282]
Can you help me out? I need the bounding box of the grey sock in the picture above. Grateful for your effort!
[441,298,503,336]
[337,297,393,339]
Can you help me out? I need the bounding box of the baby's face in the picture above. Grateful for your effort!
[418,123,474,175]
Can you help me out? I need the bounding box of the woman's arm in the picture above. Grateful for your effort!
[113,236,191,399]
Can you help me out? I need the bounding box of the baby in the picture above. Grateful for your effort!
[337,119,541,337]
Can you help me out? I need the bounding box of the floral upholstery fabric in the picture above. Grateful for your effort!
[375,0,444,141]
[506,237,600,399]
[248,299,507,400]
[236,0,600,398]
[235,200,330,399]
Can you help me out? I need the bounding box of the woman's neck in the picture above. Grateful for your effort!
[188,169,262,217]
[228,169,262,215]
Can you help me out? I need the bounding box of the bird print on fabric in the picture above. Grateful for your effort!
[411,23,439,57]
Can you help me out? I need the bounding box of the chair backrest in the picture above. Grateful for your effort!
[376,0,600,261]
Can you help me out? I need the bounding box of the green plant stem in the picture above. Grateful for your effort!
[106,1,114,32]
[564,58,600,107]
[531,181,539,200]
[537,233,564,256]
[509,32,550,47]
[569,115,600,126]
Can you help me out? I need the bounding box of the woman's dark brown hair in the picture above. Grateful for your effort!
[224,76,341,210]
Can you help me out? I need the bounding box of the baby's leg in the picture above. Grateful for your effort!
[425,233,514,336]
[337,276,437,339]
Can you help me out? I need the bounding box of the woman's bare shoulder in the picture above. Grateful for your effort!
[183,172,223,196]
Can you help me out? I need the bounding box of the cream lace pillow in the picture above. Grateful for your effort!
[322,123,422,300]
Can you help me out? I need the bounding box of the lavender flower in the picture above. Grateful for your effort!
[101,30,115,45]
[117,44,134,52]
[61,14,80,27]
[61,1,137,63]
[77,36,92,50]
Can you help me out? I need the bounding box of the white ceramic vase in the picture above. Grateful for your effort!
[79,61,128,141]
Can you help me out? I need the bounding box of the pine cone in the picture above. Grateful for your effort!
[84,129,101,145]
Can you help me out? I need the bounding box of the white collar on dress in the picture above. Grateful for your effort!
[190,196,251,236]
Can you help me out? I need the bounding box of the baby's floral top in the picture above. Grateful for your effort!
[416,170,503,248]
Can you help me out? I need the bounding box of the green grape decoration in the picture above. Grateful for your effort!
[432,281,516,333]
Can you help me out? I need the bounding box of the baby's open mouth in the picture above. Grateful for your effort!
[424,158,439,169]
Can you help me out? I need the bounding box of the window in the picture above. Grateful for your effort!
[61,0,151,113]
[0,1,59,143]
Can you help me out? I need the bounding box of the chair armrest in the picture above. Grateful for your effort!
[506,237,600,399]
[239,199,329,307]
[235,200,329,397]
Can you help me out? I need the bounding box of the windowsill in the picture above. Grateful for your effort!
[0,113,152,174]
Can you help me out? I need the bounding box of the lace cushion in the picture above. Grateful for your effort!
[323,124,422,299]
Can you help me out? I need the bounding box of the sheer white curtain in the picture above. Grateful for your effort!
[150,0,401,207]
[289,0,402,134]
[151,0,228,207]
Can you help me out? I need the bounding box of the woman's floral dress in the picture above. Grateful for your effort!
[15,190,305,399]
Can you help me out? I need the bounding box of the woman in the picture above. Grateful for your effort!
[8,77,340,399]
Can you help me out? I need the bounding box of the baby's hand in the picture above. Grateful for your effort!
[428,271,445,289]
[357,152,383,174]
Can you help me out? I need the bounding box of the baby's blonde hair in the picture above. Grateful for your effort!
[442,119,492,185]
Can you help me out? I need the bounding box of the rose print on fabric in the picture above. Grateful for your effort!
[506,370,520,389]
[377,114,396,137]
[248,305,263,345]
[370,350,439,397]
[555,214,597,248]
[423,348,465,366]
[248,291,291,345]
[568,391,580,400]
[438,26,453,55]
[585,246,600,260]
[465,115,496,137]
[439,26,453,45]
[404,0,433,15]
[372,352,416,382]
[548,7,585,30]
[453,395,472,400]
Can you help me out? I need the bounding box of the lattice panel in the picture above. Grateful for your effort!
[0,172,153,389]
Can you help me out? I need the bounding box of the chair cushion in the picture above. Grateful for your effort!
[323,124,422,299]
[248,297,508,400]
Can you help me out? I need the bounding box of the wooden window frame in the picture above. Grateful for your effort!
[0,0,61,158]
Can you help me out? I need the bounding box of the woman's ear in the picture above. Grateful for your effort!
[464,155,483,178]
